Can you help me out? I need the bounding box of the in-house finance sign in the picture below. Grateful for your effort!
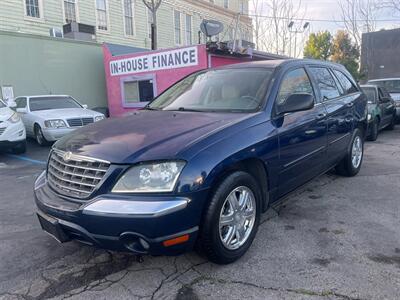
[110,46,198,76]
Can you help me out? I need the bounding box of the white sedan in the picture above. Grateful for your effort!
[14,95,105,146]
[0,99,26,153]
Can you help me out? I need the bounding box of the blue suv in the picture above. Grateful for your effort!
[34,59,367,264]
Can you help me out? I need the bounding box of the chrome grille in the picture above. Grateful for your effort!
[67,117,94,127]
[47,149,110,199]
[0,127,5,136]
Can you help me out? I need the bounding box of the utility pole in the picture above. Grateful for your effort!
[288,21,310,58]
[142,0,162,50]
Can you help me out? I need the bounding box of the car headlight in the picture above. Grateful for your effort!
[367,114,372,121]
[44,119,67,128]
[95,115,105,122]
[112,161,186,193]
[8,112,20,123]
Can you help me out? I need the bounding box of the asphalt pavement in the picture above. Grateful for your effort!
[0,129,400,300]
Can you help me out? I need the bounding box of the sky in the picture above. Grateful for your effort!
[292,0,400,33]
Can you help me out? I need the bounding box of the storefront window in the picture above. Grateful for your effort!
[122,77,155,107]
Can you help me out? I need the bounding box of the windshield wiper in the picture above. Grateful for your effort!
[143,106,160,111]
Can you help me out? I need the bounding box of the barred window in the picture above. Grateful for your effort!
[64,0,76,23]
[185,14,192,45]
[123,0,134,35]
[174,10,181,45]
[96,0,108,30]
[25,0,40,18]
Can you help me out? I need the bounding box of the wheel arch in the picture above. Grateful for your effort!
[206,157,270,213]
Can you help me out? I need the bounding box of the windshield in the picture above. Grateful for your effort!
[369,80,400,93]
[362,87,377,103]
[148,68,273,112]
[30,96,82,111]
[0,100,5,108]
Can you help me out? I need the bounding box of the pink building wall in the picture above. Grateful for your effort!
[103,44,254,117]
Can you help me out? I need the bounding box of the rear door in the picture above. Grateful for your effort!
[309,67,356,163]
[276,67,328,197]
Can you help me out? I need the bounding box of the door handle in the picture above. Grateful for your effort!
[315,113,327,120]
[347,102,354,108]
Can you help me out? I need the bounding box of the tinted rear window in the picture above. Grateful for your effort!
[309,67,341,100]
[30,97,81,111]
[333,70,358,95]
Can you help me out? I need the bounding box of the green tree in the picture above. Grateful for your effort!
[303,31,332,60]
[331,30,360,79]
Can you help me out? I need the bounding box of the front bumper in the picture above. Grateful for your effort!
[42,127,76,142]
[34,171,204,255]
[0,120,25,143]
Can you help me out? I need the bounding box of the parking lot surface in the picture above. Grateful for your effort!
[1,130,400,300]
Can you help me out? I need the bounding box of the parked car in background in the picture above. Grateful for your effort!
[360,85,396,141]
[14,95,105,146]
[367,78,400,121]
[0,99,26,153]
[34,60,367,264]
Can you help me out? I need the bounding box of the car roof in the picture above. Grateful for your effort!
[215,58,346,70]
[368,78,400,82]
[17,95,71,99]
[360,84,378,89]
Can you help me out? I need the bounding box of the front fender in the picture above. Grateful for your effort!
[176,120,279,195]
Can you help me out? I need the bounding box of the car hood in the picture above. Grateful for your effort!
[32,108,101,119]
[54,110,253,163]
[0,106,13,122]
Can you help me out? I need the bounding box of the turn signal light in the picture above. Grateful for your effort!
[163,234,189,247]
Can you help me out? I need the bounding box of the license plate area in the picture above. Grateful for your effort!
[37,212,70,243]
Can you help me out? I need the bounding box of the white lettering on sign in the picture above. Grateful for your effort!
[110,46,198,76]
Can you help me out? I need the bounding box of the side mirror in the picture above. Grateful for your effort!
[16,107,28,114]
[276,93,314,115]
[380,97,391,103]
[82,104,88,109]
[7,101,17,108]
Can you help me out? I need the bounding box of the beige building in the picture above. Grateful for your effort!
[0,0,252,48]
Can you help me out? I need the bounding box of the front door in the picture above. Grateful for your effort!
[275,67,328,197]
[378,87,395,127]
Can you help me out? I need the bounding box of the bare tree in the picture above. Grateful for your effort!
[378,0,400,11]
[337,0,378,48]
[142,0,162,50]
[256,0,304,56]
[250,0,267,50]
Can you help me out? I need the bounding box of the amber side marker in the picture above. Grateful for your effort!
[163,234,190,247]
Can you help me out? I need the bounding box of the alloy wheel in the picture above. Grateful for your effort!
[351,136,363,168]
[219,186,256,250]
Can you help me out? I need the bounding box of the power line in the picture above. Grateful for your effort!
[245,13,400,23]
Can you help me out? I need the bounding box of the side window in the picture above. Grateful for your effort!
[309,67,341,101]
[332,69,358,95]
[15,97,27,108]
[277,68,314,105]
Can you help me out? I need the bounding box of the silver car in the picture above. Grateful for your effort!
[14,95,105,146]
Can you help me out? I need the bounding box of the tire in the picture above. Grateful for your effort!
[386,114,396,130]
[367,119,379,141]
[11,141,26,154]
[197,171,261,264]
[336,128,364,177]
[35,125,49,146]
